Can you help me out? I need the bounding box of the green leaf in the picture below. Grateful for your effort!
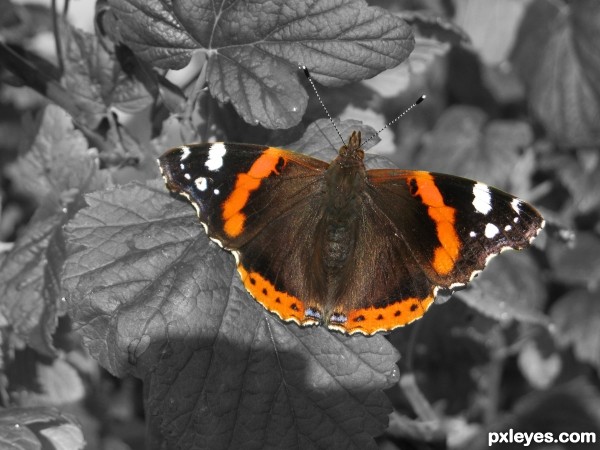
[105,0,414,128]
[62,122,399,449]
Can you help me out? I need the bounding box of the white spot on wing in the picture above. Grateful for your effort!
[195,177,207,191]
[505,224,512,231]
[214,188,220,195]
[469,231,477,238]
[511,198,522,214]
[180,146,191,161]
[485,223,499,238]
[206,142,227,171]
[184,173,191,180]
[472,182,492,215]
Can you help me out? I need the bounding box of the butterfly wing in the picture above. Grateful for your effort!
[329,170,544,335]
[158,143,330,326]
[159,143,328,246]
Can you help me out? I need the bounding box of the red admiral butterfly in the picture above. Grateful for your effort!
[158,125,544,335]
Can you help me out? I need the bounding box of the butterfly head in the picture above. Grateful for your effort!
[338,131,365,162]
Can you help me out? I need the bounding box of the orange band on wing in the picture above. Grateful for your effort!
[409,173,460,275]
[237,265,308,325]
[222,148,286,238]
[331,295,435,335]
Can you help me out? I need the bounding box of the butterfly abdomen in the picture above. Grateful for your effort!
[308,152,368,305]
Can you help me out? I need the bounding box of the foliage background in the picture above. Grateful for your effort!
[1,0,600,449]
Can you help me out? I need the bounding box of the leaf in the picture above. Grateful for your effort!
[511,0,600,147]
[416,106,535,192]
[547,232,600,289]
[105,0,414,128]
[62,136,399,448]
[499,380,600,441]
[363,34,449,97]
[550,289,600,373]
[399,10,470,47]
[387,411,447,445]
[0,207,63,356]
[0,2,53,44]
[453,0,529,64]
[0,105,109,355]
[6,105,108,203]
[361,9,467,100]
[10,357,85,407]
[517,338,561,390]
[554,151,600,218]
[389,299,492,415]
[39,423,85,450]
[61,24,155,129]
[0,407,85,450]
[456,251,548,325]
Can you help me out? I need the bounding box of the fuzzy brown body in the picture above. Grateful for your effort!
[311,133,367,316]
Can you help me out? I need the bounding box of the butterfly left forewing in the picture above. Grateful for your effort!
[158,143,329,248]
[158,142,330,326]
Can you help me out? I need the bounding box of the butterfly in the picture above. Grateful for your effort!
[158,127,544,335]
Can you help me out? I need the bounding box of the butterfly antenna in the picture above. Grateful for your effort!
[362,95,427,147]
[301,65,347,147]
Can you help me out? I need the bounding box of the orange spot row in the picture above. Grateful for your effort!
[409,173,460,275]
[222,149,286,237]
[237,265,307,325]
[341,296,434,335]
